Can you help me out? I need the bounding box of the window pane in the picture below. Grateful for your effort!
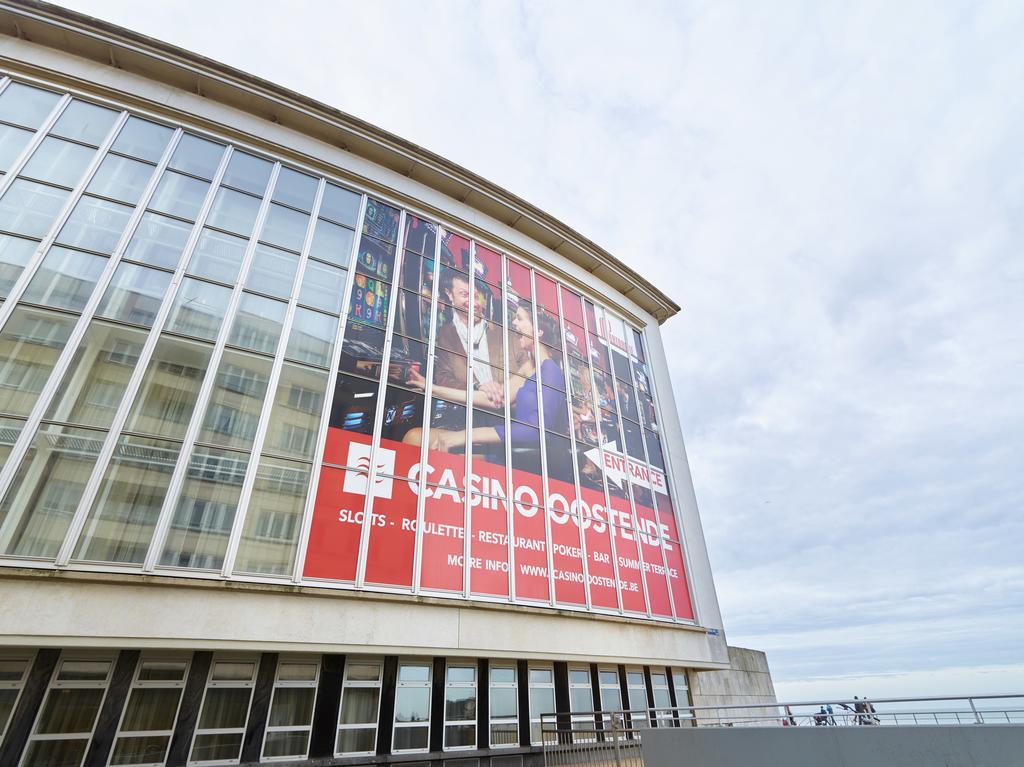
[490,723,518,746]
[398,664,430,683]
[569,670,589,685]
[0,178,69,238]
[345,663,381,682]
[22,739,89,766]
[198,349,272,449]
[394,687,430,722]
[148,171,209,220]
[320,183,360,227]
[445,687,476,720]
[58,660,111,681]
[168,134,223,179]
[36,687,104,733]
[448,666,475,683]
[96,262,171,328]
[160,446,249,569]
[111,116,173,162]
[340,687,380,725]
[0,306,76,417]
[298,259,346,314]
[308,218,354,267]
[138,660,188,681]
[227,293,285,354]
[123,211,192,269]
[0,424,103,558]
[123,335,212,439]
[445,724,475,748]
[233,455,310,576]
[263,363,327,460]
[260,203,309,251]
[285,307,337,367]
[206,187,261,237]
[86,154,154,205]
[263,730,309,759]
[57,195,133,254]
[529,668,552,684]
[164,277,230,340]
[278,663,317,682]
[191,732,243,763]
[0,233,36,299]
[268,687,314,727]
[21,245,106,311]
[198,687,250,729]
[0,82,61,129]
[491,667,515,684]
[0,123,34,174]
[491,688,516,718]
[212,661,256,681]
[21,136,96,187]
[570,687,592,712]
[110,735,171,766]
[272,167,317,211]
[222,150,272,196]
[246,243,298,299]
[336,727,375,754]
[72,436,179,564]
[529,688,554,717]
[51,99,119,145]
[43,321,147,428]
[0,417,23,466]
[120,687,181,731]
[187,228,247,284]
[393,726,428,750]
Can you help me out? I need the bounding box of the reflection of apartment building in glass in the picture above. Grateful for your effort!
[0,3,751,766]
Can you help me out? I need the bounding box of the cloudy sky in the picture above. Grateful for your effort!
[56,0,1024,701]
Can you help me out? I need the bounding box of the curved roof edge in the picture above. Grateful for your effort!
[0,0,680,323]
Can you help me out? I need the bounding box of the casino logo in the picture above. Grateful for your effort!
[343,442,396,499]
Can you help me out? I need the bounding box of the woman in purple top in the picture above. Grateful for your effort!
[425,303,566,452]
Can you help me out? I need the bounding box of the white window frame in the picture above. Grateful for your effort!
[597,667,622,728]
[19,652,116,767]
[391,660,432,754]
[442,662,476,752]
[260,655,319,762]
[567,666,594,738]
[108,653,190,767]
[527,664,555,746]
[649,668,672,727]
[335,657,383,757]
[187,653,258,766]
[671,667,692,726]
[624,668,649,729]
[487,663,517,749]
[0,650,35,748]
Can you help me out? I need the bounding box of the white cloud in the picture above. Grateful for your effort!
[53,0,1024,698]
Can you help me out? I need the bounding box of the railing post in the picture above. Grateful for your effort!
[969,697,983,724]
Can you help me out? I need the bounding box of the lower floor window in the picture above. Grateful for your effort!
[393,661,431,752]
[262,658,319,760]
[189,655,257,764]
[21,655,113,767]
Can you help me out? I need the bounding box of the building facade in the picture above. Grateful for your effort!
[0,2,734,766]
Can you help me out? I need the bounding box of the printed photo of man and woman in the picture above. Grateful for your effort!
[329,216,665,506]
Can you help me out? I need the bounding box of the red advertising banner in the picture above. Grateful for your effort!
[303,428,693,620]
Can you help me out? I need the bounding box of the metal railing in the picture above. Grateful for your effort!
[541,695,1024,767]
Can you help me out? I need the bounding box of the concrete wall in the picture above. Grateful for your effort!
[688,646,777,725]
[0,570,729,669]
[642,725,1024,767]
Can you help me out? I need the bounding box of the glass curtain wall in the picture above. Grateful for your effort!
[0,74,692,625]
